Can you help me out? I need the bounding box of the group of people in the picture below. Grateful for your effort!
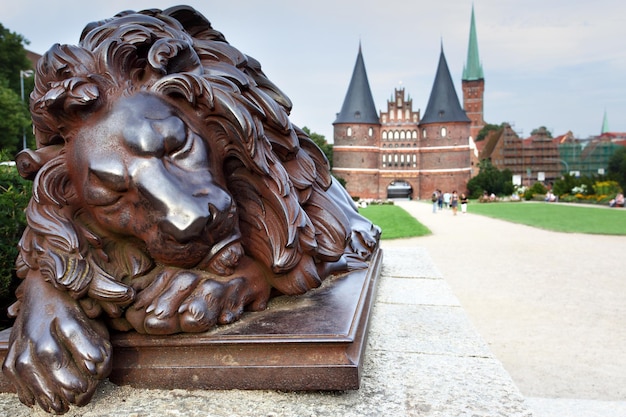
[431,189,468,215]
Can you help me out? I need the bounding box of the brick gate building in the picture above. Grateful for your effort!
[332,8,483,200]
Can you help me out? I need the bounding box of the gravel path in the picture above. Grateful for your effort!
[382,200,626,415]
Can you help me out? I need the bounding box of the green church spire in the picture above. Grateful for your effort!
[601,109,610,134]
[463,5,484,81]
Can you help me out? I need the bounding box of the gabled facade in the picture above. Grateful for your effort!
[333,43,472,199]
[481,125,561,186]
[332,7,484,200]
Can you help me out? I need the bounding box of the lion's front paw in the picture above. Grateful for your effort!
[126,259,271,334]
[2,277,111,414]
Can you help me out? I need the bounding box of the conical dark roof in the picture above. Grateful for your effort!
[420,46,470,125]
[334,45,380,124]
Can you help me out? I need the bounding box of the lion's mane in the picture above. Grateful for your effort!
[13,6,377,319]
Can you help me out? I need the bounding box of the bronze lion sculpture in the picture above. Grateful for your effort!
[2,6,380,414]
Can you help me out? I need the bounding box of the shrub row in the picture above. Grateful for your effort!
[0,163,31,328]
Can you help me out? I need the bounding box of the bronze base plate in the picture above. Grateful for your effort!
[0,248,382,392]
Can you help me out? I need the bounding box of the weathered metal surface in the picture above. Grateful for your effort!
[108,248,382,390]
[0,248,381,391]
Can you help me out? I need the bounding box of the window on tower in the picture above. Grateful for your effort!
[347,127,352,137]
[441,127,447,137]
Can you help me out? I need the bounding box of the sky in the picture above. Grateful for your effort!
[2,0,625,143]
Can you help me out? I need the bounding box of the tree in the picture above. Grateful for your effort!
[0,81,31,154]
[530,126,553,138]
[0,23,34,154]
[476,123,503,142]
[301,126,333,168]
[0,22,33,94]
[607,146,626,191]
[466,159,514,198]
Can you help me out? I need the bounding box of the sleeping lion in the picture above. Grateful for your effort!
[2,5,380,414]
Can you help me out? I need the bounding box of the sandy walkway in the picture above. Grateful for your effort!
[381,200,626,401]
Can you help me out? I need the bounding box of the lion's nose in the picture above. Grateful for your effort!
[160,188,233,242]
[161,208,210,242]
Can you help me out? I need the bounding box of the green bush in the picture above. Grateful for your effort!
[0,162,31,327]
[467,159,514,199]
[553,174,595,197]
[524,182,547,200]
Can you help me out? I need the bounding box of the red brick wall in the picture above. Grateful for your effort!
[334,147,380,170]
[333,118,473,200]
[462,79,485,141]
[333,123,380,150]
[333,169,381,199]
[419,122,470,147]
[419,171,472,197]
[420,147,470,170]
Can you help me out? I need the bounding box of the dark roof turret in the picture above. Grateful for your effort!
[420,46,470,125]
[334,44,380,124]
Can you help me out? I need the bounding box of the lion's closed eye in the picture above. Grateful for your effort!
[152,117,192,159]
[85,166,129,206]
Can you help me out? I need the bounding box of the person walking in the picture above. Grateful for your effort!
[460,193,468,214]
[443,191,451,209]
[431,190,439,213]
[437,189,443,211]
[450,191,459,216]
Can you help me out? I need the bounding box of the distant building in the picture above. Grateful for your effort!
[481,125,561,186]
[332,9,481,200]
[557,111,626,178]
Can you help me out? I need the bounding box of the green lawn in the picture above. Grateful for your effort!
[359,201,626,239]
[468,202,626,235]
[359,204,431,239]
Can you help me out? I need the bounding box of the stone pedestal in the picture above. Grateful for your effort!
[0,249,382,392]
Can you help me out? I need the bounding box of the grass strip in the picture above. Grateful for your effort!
[468,202,626,235]
[359,204,431,239]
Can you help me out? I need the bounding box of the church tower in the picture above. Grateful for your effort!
[332,44,381,199]
[462,5,485,141]
[419,45,472,194]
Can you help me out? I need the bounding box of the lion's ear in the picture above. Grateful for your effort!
[15,145,63,180]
